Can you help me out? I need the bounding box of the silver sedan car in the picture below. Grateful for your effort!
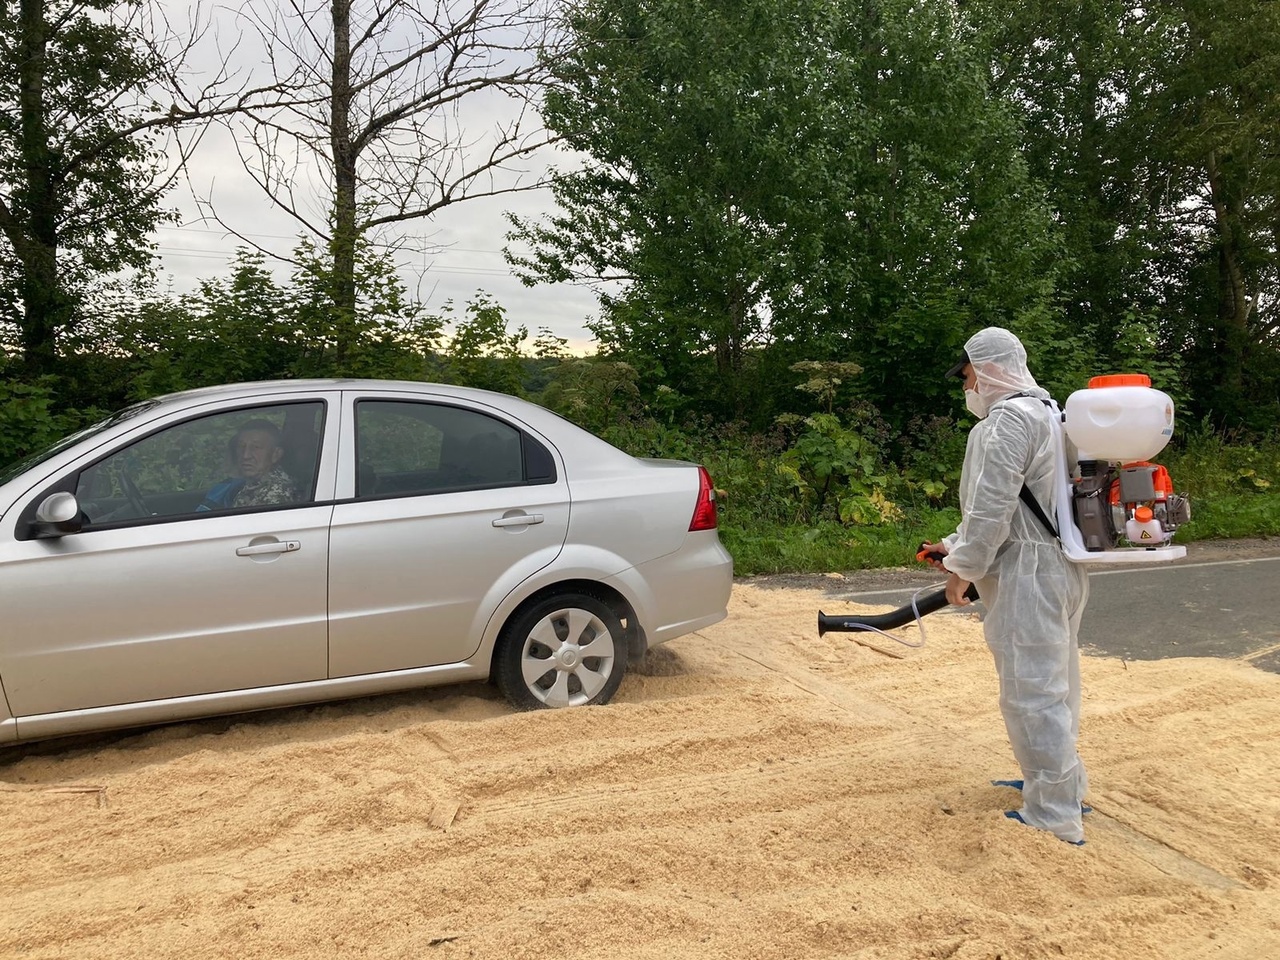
[0,380,732,744]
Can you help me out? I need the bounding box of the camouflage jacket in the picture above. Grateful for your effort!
[232,468,300,508]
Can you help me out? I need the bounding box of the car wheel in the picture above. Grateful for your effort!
[494,593,628,710]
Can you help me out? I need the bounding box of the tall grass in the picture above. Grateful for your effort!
[719,511,963,576]
[1161,433,1280,541]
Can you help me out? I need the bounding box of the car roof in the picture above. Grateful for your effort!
[152,378,512,406]
[150,379,557,424]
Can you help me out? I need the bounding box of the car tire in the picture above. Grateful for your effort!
[494,593,628,710]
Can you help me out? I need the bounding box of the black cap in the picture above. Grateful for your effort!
[945,350,970,379]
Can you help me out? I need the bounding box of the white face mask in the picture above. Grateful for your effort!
[965,388,990,419]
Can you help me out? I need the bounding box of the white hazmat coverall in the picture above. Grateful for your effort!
[942,328,1090,843]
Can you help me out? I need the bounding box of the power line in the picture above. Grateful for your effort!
[157,223,510,257]
[154,248,518,278]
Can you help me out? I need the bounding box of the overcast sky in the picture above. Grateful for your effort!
[149,0,603,354]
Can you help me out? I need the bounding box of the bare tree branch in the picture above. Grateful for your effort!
[217,0,564,352]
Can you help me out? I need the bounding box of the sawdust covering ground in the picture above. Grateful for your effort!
[3,581,1279,960]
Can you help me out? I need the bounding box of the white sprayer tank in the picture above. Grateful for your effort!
[1063,374,1175,462]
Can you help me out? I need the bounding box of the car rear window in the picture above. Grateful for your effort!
[354,400,536,497]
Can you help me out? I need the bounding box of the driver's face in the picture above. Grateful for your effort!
[235,430,282,480]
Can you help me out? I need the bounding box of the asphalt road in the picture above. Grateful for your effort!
[1079,545,1280,671]
[751,538,1280,674]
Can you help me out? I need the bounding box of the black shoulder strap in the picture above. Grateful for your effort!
[1019,484,1059,539]
[1005,392,1061,540]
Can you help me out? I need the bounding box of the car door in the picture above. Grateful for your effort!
[327,393,570,677]
[0,395,337,718]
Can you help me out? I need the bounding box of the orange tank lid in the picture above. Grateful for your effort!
[1088,373,1152,388]
[1134,505,1154,522]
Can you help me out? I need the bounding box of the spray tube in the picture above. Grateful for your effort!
[817,547,978,639]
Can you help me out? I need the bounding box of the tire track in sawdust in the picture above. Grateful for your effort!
[465,630,963,823]
[710,625,1252,892]
[469,736,951,822]
[10,743,900,923]
[485,625,1254,895]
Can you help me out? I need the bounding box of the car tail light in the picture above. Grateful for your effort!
[689,466,718,531]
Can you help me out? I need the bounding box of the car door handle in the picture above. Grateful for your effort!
[491,514,544,528]
[236,540,301,557]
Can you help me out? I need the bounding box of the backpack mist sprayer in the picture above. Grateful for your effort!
[1054,374,1190,563]
[818,373,1192,637]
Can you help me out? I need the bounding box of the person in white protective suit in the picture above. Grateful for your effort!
[920,327,1091,844]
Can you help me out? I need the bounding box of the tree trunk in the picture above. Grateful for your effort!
[1077,1,1110,335]
[329,0,358,368]
[15,0,67,377]
[1206,148,1252,422]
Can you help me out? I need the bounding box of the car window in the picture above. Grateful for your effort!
[71,402,325,527]
[355,401,524,497]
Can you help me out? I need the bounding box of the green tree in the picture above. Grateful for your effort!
[509,0,847,415]
[965,0,1159,363]
[1139,1,1280,429]
[103,250,300,399]
[438,293,529,395]
[816,0,1064,421]
[289,237,442,380]
[967,0,1280,426]
[0,0,246,378]
[64,242,444,405]
[509,0,1062,426]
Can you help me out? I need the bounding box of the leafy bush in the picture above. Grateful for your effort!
[896,412,968,509]
[0,378,100,468]
[1161,430,1280,541]
[777,413,903,525]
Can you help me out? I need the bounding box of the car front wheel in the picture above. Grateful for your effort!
[494,593,628,709]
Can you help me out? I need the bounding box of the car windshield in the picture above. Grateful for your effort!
[0,399,159,486]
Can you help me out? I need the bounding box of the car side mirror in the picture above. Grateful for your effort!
[32,491,83,538]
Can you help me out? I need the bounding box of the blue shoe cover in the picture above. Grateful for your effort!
[992,779,1091,815]
[1004,810,1085,846]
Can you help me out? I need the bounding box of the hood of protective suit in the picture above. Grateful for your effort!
[963,327,1049,414]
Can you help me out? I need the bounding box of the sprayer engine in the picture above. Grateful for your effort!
[1072,460,1192,551]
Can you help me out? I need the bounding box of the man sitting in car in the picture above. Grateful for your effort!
[198,419,300,511]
